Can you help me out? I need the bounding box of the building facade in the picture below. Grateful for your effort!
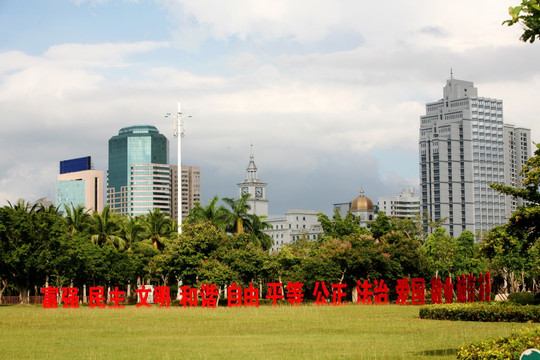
[264,210,323,252]
[419,77,531,237]
[56,156,104,214]
[170,165,201,221]
[377,187,420,218]
[107,125,170,217]
[237,150,268,217]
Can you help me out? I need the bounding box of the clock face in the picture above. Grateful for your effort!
[241,187,248,195]
[255,187,262,197]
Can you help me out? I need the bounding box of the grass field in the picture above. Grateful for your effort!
[0,304,538,359]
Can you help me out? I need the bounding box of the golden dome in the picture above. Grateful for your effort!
[350,190,374,211]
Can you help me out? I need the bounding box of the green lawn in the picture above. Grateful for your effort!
[0,304,537,359]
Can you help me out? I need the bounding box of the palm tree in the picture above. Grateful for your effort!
[246,214,273,250]
[89,206,126,250]
[120,216,143,252]
[186,195,228,231]
[7,199,38,213]
[222,193,252,234]
[64,204,91,236]
[141,208,172,251]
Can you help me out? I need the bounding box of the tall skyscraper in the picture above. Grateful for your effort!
[170,165,201,221]
[237,148,268,217]
[419,77,531,237]
[56,156,104,214]
[107,125,170,217]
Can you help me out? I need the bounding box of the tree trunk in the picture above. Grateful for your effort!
[0,278,7,304]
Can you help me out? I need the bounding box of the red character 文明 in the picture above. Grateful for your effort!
[89,287,106,308]
[286,282,304,306]
[456,275,466,303]
[411,278,425,305]
[61,287,79,308]
[356,279,373,305]
[266,283,284,306]
[430,277,443,304]
[244,283,259,307]
[136,285,152,308]
[179,286,197,307]
[373,279,389,305]
[466,274,476,303]
[396,279,410,305]
[200,284,219,308]
[331,283,347,305]
[313,281,330,305]
[444,277,453,304]
[108,287,125,308]
[227,283,242,307]
[155,286,171,308]
[41,287,59,309]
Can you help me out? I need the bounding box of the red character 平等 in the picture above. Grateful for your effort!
[61,287,79,308]
[266,283,284,306]
[89,287,106,308]
[41,287,59,309]
[285,282,304,306]
[200,284,219,308]
[313,281,330,305]
[396,279,410,305]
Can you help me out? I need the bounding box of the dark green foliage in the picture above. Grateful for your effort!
[508,292,539,305]
[419,303,540,322]
[457,327,540,360]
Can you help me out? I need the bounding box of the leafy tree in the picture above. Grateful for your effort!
[245,213,273,250]
[318,209,370,238]
[503,0,540,43]
[368,211,396,239]
[424,228,457,278]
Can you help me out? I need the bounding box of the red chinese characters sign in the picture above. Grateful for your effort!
[41,272,491,309]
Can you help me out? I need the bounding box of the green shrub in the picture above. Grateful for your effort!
[419,303,540,322]
[456,327,540,360]
[508,292,539,305]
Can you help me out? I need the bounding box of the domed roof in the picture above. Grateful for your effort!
[350,190,374,211]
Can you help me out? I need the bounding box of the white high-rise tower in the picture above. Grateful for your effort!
[419,77,531,237]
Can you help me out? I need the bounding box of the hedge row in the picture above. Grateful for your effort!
[418,303,540,322]
[456,327,540,360]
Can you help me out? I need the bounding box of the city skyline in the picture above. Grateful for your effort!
[1,1,539,217]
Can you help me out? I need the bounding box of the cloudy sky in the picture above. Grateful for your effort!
[1,0,539,216]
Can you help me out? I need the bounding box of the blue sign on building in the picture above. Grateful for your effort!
[59,156,91,174]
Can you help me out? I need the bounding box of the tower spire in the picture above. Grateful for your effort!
[450,68,453,79]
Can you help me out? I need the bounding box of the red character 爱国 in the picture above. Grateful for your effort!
[396,279,410,305]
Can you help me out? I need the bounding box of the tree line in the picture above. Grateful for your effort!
[1,145,539,304]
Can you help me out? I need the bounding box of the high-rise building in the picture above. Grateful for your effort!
[237,149,268,217]
[378,187,420,218]
[107,125,170,217]
[419,77,531,237]
[56,156,104,214]
[170,165,201,221]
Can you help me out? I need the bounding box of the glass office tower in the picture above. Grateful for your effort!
[107,125,170,216]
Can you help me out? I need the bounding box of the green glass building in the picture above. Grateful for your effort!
[107,125,170,216]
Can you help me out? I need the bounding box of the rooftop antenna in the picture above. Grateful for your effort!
[450,68,453,80]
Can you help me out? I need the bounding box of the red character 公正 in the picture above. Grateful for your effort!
[331,283,347,305]
[313,281,330,305]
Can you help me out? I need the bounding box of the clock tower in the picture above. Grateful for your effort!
[237,147,268,217]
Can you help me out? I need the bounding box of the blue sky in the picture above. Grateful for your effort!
[1,0,539,216]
